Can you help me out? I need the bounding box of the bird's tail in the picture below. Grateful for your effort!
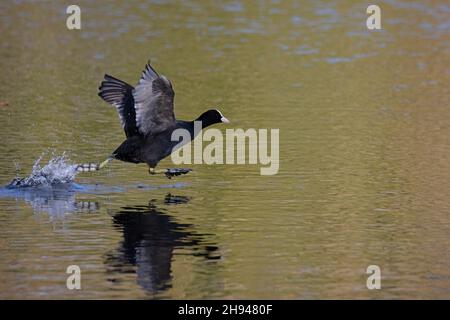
[76,158,113,173]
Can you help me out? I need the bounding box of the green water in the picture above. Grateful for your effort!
[0,0,449,299]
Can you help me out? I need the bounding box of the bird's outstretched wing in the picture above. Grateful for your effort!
[133,61,175,136]
[98,75,138,137]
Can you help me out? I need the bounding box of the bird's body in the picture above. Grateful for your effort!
[112,121,186,167]
[94,60,229,176]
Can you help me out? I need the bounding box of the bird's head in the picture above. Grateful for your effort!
[196,109,230,128]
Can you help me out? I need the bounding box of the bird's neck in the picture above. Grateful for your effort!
[194,117,214,129]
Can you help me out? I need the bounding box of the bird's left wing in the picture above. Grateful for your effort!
[98,74,138,137]
[132,61,175,136]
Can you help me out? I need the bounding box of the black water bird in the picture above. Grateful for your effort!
[81,60,229,177]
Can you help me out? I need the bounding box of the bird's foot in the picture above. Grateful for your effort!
[164,168,192,179]
[148,167,192,178]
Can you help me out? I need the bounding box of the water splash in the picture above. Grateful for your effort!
[7,153,79,188]
[0,152,189,217]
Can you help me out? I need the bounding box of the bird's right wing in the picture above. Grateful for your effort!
[132,61,176,136]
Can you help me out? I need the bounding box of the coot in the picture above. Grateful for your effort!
[82,60,229,178]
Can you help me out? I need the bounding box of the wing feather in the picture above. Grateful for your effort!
[133,61,175,136]
[98,75,138,137]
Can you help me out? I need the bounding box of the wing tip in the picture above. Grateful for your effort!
[141,59,160,81]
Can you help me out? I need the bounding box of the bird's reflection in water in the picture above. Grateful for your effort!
[105,194,220,295]
[0,184,99,217]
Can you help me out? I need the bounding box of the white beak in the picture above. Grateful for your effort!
[221,116,230,124]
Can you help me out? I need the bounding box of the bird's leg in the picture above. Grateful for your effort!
[148,166,165,175]
[98,158,113,169]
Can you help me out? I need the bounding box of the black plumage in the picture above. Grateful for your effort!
[98,60,229,173]
[98,75,138,137]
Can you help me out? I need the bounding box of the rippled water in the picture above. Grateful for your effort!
[0,0,449,299]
